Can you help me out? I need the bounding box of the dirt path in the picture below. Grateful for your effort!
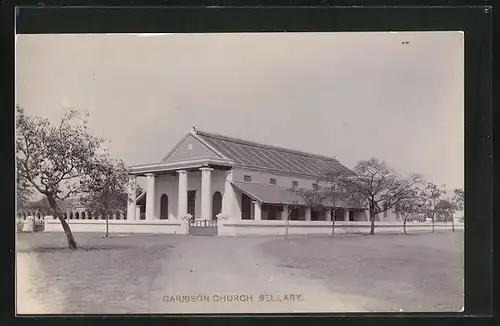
[148,236,374,313]
[16,253,65,314]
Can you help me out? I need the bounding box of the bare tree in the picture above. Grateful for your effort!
[338,158,421,235]
[394,178,425,234]
[316,171,350,236]
[282,197,301,240]
[16,106,121,249]
[420,182,446,233]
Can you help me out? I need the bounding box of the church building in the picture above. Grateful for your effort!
[126,128,374,235]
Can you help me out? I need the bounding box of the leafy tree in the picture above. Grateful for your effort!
[80,158,129,237]
[16,106,120,249]
[338,158,421,235]
[420,182,446,232]
[16,178,33,212]
[136,184,145,198]
[435,199,457,231]
[25,197,52,217]
[452,188,464,223]
[289,173,350,237]
[283,184,327,239]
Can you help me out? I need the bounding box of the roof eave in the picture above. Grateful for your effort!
[130,158,235,175]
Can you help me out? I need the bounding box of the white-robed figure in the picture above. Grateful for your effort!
[22,215,35,232]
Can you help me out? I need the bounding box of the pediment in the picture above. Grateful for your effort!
[162,133,222,163]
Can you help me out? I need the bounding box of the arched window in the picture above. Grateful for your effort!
[81,212,86,219]
[212,191,222,219]
[75,212,80,219]
[69,212,73,219]
[241,194,252,220]
[160,194,169,219]
[115,211,121,220]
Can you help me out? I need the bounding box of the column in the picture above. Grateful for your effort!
[222,170,234,219]
[344,208,350,221]
[126,175,137,220]
[282,205,289,221]
[305,207,311,221]
[146,173,156,220]
[135,206,141,220]
[200,167,214,220]
[253,201,262,221]
[177,170,188,218]
[325,209,332,221]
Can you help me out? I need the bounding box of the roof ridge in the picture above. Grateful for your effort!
[194,129,340,162]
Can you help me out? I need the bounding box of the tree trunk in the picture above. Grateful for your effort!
[403,217,407,235]
[106,214,109,237]
[432,217,435,233]
[451,214,455,232]
[285,209,290,240]
[285,218,289,240]
[46,195,77,249]
[331,217,336,236]
[369,211,375,235]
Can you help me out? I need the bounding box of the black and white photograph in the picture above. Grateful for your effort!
[15,31,464,314]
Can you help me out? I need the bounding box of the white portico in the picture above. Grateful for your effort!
[127,157,235,222]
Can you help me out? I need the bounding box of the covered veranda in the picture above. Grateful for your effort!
[231,181,369,222]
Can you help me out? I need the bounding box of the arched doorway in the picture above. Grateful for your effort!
[241,193,252,220]
[212,191,222,220]
[187,190,196,219]
[160,194,169,219]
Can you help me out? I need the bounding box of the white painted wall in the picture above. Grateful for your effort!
[232,168,321,189]
[45,219,188,234]
[218,220,464,236]
[223,170,242,221]
[44,219,463,236]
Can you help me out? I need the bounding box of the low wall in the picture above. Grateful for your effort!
[218,220,464,236]
[42,218,463,236]
[44,219,188,235]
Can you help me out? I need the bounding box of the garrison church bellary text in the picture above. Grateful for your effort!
[126,128,394,236]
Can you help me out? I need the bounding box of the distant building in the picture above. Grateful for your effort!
[17,197,125,220]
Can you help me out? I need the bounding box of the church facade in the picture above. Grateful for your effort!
[125,128,392,235]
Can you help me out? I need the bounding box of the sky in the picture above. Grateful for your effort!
[15,32,464,192]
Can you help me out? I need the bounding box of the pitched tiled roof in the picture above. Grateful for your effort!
[232,182,365,208]
[195,130,355,177]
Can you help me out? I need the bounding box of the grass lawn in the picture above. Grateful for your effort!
[16,232,178,314]
[258,231,464,311]
[16,231,464,313]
